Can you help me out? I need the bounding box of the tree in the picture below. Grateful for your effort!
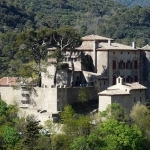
[16,28,55,86]
[98,118,145,150]
[60,105,91,139]
[1,125,20,149]
[99,103,128,123]
[130,102,150,134]
[78,87,89,103]
[54,26,82,86]
[23,115,41,150]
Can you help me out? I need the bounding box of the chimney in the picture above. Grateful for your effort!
[108,39,111,46]
[132,41,136,49]
[116,76,123,85]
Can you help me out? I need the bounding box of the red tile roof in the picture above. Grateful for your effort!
[0,77,17,86]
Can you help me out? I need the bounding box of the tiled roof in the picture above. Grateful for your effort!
[0,77,18,86]
[96,42,138,50]
[99,89,130,95]
[82,34,113,41]
[124,82,147,90]
[77,41,139,51]
[141,44,150,50]
[77,41,93,50]
[99,80,147,95]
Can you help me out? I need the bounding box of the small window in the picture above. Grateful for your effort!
[77,77,79,80]
[121,52,123,54]
[113,52,115,54]
[113,60,116,69]
[113,76,116,85]
[134,60,138,69]
[128,52,130,54]
[134,97,136,103]
[134,76,138,82]
[104,81,105,85]
[118,78,120,83]
[140,97,142,102]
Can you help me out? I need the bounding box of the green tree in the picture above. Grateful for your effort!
[60,105,91,139]
[54,26,82,86]
[130,103,150,134]
[23,115,41,150]
[78,87,89,103]
[16,28,55,86]
[1,125,19,149]
[99,103,128,122]
[99,118,145,150]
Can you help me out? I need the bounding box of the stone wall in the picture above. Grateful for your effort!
[0,86,98,113]
[108,50,141,86]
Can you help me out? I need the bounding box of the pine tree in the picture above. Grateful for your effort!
[23,115,41,150]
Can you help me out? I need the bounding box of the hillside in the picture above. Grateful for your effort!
[114,0,150,7]
[0,0,124,33]
[1,0,150,77]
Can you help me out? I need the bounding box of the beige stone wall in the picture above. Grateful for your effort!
[0,86,98,114]
[0,87,21,105]
[96,51,108,75]
[99,89,146,115]
[108,50,141,86]
[99,95,111,112]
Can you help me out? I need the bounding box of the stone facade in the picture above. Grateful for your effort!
[1,34,150,120]
[98,77,147,115]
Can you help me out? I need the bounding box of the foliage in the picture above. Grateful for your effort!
[99,118,145,150]
[60,105,91,139]
[23,115,42,150]
[130,102,150,132]
[51,134,70,150]
[78,87,89,103]
[114,0,150,7]
[1,125,19,148]
[1,0,150,78]
[34,135,51,150]
[99,103,128,122]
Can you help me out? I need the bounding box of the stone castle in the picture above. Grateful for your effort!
[0,34,149,123]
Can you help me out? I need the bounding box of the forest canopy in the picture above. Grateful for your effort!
[1,0,150,77]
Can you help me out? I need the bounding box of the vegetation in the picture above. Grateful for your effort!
[1,0,150,77]
[0,99,150,149]
[114,0,150,7]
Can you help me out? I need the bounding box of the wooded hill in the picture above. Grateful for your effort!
[114,0,150,7]
[1,0,150,77]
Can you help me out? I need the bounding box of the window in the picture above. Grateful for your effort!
[121,52,123,54]
[119,61,125,69]
[134,75,138,82]
[126,76,132,83]
[126,61,132,69]
[113,76,116,85]
[113,52,115,54]
[77,77,79,80]
[128,52,130,54]
[134,60,138,69]
[113,60,116,69]
[134,97,136,103]
[104,81,105,85]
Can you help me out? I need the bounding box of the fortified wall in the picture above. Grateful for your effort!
[0,86,98,113]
